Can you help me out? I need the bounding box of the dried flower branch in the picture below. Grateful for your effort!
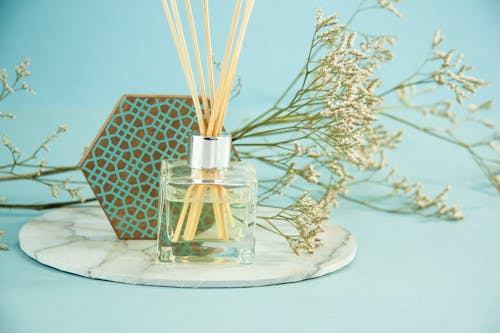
[0,229,7,251]
[258,189,338,255]
[0,58,36,102]
[1,1,497,256]
[0,60,87,210]
[344,169,464,221]
[231,1,495,254]
[0,58,38,250]
[377,31,500,192]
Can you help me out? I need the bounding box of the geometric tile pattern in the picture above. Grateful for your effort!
[80,95,239,240]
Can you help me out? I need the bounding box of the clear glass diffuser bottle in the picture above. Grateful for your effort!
[157,132,257,264]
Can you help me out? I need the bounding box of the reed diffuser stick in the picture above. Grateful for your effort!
[203,0,216,104]
[172,185,194,241]
[161,0,206,133]
[161,0,254,243]
[214,0,255,134]
[207,0,242,137]
[162,0,205,242]
[185,0,210,116]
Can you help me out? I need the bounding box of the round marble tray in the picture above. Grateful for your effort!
[19,207,357,288]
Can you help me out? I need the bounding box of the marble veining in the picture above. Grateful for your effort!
[19,207,357,288]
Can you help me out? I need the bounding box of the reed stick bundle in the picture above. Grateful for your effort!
[160,0,255,242]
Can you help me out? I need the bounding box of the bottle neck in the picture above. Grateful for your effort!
[188,133,232,170]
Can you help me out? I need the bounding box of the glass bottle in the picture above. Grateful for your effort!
[157,132,257,264]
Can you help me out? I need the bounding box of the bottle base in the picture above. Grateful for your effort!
[158,244,254,264]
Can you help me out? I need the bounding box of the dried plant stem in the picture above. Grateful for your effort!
[0,198,97,210]
[5,2,496,255]
[0,166,80,182]
[380,110,497,189]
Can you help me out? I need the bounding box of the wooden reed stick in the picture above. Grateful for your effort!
[221,187,236,228]
[203,0,216,105]
[172,185,195,242]
[184,185,207,240]
[214,0,255,134]
[207,0,242,136]
[162,0,206,134]
[210,186,225,239]
[185,0,210,117]
[214,187,228,239]
[161,0,254,244]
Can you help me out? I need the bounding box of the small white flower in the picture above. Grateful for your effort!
[51,185,59,198]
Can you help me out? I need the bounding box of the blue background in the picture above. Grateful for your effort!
[1,1,499,332]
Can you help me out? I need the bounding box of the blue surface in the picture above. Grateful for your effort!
[1,1,500,332]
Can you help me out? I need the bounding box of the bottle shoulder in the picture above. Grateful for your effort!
[162,160,257,185]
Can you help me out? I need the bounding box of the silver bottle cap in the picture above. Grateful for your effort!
[188,133,231,169]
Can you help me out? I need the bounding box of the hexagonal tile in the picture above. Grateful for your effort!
[81,95,239,240]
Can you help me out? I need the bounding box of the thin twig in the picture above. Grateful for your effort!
[0,198,98,211]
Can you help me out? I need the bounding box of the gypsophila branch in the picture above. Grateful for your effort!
[0,198,98,211]
[1,60,89,214]
[1,1,498,256]
[231,0,497,253]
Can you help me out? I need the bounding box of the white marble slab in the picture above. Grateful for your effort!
[19,207,357,288]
